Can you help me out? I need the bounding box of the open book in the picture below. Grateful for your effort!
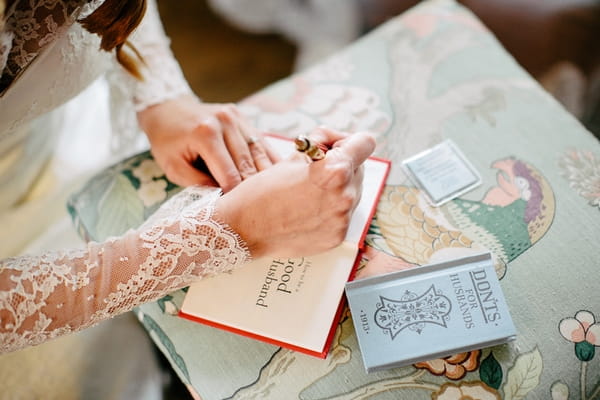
[179,135,390,358]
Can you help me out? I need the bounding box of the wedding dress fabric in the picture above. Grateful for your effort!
[0,186,249,353]
[0,0,251,394]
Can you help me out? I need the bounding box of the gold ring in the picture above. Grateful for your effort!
[247,136,259,145]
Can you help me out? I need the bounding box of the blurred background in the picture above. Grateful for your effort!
[159,0,599,137]
[157,1,296,103]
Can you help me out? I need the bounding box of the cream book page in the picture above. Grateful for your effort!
[181,241,358,353]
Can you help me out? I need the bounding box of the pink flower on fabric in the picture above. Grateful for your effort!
[559,310,600,361]
[560,311,600,344]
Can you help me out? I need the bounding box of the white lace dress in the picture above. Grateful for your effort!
[0,1,249,397]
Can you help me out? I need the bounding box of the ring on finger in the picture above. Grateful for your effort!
[246,136,259,145]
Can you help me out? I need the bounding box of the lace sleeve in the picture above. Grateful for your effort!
[0,0,85,94]
[127,0,194,111]
[0,187,250,354]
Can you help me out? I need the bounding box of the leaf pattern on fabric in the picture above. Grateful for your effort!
[96,174,146,239]
[559,149,600,209]
[502,347,543,400]
[480,352,503,390]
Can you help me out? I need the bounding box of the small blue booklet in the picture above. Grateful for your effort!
[345,253,516,373]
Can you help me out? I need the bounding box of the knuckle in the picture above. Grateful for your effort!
[249,144,267,157]
[326,229,346,249]
[221,170,242,192]
[338,192,355,211]
[330,155,350,169]
[329,163,353,185]
[197,120,220,137]
[160,159,175,176]
[340,156,354,171]
[218,103,237,118]
[237,154,254,168]
[162,162,182,185]
[237,158,257,177]
[253,154,271,169]
[319,169,345,189]
[224,166,241,180]
[226,103,239,115]
[339,212,352,230]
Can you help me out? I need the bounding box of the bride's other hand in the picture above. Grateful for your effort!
[137,95,279,192]
[216,128,376,259]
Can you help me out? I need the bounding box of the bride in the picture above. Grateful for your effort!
[0,0,374,398]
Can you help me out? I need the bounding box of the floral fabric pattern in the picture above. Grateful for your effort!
[66,1,600,399]
[559,310,600,362]
[414,351,481,380]
[559,150,600,209]
[554,310,600,400]
[432,382,501,400]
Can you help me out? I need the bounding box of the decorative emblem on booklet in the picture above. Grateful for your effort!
[345,253,516,373]
[374,285,452,338]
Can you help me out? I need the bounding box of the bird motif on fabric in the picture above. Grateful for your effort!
[366,157,555,279]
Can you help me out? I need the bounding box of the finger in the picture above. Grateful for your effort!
[308,126,351,148]
[351,163,364,188]
[194,117,242,192]
[166,158,218,188]
[351,164,364,209]
[309,148,353,189]
[236,124,278,169]
[217,108,258,179]
[248,139,274,171]
[327,131,376,170]
[333,165,363,214]
[229,110,281,166]
[259,134,282,164]
[310,132,374,189]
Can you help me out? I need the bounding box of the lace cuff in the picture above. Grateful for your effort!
[0,186,250,354]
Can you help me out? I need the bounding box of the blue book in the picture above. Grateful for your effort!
[345,253,516,373]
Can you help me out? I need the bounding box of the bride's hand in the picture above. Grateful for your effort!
[215,128,376,259]
[137,95,279,192]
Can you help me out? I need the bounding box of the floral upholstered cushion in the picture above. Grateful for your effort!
[68,1,600,399]
[69,151,182,242]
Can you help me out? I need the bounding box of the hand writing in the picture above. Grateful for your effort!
[216,128,376,259]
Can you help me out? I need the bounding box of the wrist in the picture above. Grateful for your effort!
[214,194,262,259]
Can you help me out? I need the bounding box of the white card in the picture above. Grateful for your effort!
[402,140,481,206]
